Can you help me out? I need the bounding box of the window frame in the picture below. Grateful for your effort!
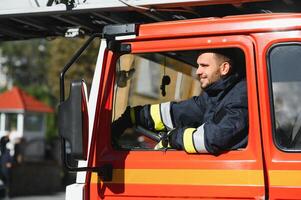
[267,42,301,152]
[91,35,265,199]
[111,36,253,153]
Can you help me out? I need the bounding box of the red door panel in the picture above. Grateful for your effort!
[88,35,265,199]
[253,31,301,200]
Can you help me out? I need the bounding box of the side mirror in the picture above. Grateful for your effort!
[59,80,89,160]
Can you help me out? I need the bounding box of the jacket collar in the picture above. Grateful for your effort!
[204,73,240,97]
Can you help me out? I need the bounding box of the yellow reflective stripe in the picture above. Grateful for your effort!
[183,128,197,153]
[91,169,264,186]
[269,170,301,186]
[150,104,165,131]
[130,108,136,124]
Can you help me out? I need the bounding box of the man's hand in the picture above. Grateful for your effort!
[111,106,143,146]
[154,132,170,150]
[111,106,133,142]
[154,128,183,150]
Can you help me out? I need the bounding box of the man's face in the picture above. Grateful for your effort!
[196,52,227,89]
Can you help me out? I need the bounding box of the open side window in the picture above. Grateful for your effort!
[111,48,247,152]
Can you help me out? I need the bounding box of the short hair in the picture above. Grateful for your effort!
[199,48,245,76]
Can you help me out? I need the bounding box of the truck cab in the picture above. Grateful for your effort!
[59,13,301,199]
[1,0,301,199]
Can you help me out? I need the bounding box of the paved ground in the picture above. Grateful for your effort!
[9,192,65,200]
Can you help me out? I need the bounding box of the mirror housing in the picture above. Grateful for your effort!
[59,80,88,160]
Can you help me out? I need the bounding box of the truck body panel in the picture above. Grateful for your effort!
[252,31,301,199]
[76,14,301,199]
[1,0,301,199]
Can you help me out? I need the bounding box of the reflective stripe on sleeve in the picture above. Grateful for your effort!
[160,102,174,130]
[183,128,197,153]
[193,123,208,153]
[150,104,165,131]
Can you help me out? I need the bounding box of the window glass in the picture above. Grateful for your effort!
[5,113,17,131]
[269,43,301,150]
[24,113,43,132]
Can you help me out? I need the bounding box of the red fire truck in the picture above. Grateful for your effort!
[1,0,301,199]
[59,13,301,199]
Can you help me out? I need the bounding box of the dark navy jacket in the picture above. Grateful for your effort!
[136,73,248,155]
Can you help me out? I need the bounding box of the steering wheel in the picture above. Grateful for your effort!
[134,126,165,142]
[112,126,168,150]
[134,126,170,149]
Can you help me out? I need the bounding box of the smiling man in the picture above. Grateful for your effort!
[197,50,232,89]
[112,48,248,155]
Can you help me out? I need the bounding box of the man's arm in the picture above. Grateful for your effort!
[112,82,248,155]
[178,104,248,155]
[169,82,249,155]
[136,96,206,132]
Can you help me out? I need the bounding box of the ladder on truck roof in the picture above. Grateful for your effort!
[0,0,301,41]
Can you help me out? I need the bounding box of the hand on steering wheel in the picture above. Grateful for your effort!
[134,126,171,150]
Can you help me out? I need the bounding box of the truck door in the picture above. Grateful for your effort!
[88,35,265,199]
[254,31,301,200]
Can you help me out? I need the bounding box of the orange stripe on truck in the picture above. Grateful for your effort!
[269,170,301,186]
[91,169,264,186]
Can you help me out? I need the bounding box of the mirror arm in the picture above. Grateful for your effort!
[61,139,113,181]
[60,33,102,102]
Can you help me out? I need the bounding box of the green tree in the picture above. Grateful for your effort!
[47,37,100,101]
[0,39,49,89]
[0,36,99,139]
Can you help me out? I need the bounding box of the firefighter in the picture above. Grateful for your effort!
[112,49,248,155]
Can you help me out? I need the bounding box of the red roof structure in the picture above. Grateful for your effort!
[0,86,53,113]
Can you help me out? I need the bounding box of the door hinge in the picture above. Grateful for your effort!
[107,41,131,53]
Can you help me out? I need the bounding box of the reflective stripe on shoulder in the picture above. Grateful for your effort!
[183,128,197,153]
[160,102,174,130]
[150,104,165,131]
[193,124,208,153]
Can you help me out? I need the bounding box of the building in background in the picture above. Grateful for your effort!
[0,86,53,160]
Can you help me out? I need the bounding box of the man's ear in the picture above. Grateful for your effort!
[220,62,231,76]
